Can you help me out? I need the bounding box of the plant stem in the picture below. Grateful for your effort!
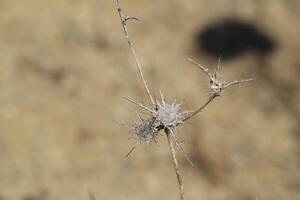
[183,93,218,122]
[116,0,155,105]
[165,128,185,200]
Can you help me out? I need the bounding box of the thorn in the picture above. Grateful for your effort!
[215,54,222,76]
[224,78,255,88]
[159,90,166,105]
[125,16,139,22]
[125,145,136,158]
[187,58,211,78]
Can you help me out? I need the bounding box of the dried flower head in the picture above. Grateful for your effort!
[124,93,191,130]
[154,94,184,129]
[124,94,194,164]
[188,57,254,95]
[209,73,224,94]
[130,116,158,144]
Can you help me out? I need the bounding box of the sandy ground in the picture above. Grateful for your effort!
[0,0,300,199]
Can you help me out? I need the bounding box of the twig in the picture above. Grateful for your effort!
[183,93,218,122]
[117,0,155,105]
[165,128,185,200]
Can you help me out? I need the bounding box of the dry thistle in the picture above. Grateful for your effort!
[183,57,254,122]
[129,116,159,145]
[188,57,254,96]
[124,94,193,165]
[116,1,253,199]
[154,92,184,129]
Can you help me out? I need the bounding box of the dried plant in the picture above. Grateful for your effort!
[116,1,253,199]
[188,57,254,95]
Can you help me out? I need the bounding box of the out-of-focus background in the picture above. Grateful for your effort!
[0,0,300,199]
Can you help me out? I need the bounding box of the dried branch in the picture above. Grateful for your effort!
[183,93,219,122]
[117,0,155,105]
[165,128,185,200]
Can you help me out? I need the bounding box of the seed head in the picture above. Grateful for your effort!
[130,117,158,144]
[154,99,184,129]
[209,75,224,94]
[188,57,254,95]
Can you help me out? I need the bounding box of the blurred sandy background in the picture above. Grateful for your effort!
[0,0,300,199]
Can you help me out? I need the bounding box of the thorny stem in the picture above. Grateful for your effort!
[116,0,155,105]
[165,128,185,200]
[169,128,194,166]
[183,93,219,122]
